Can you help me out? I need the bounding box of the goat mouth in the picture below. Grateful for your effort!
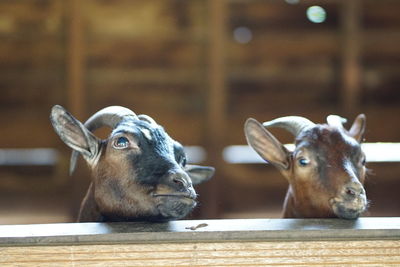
[330,197,367,219]
[152,193,196,200]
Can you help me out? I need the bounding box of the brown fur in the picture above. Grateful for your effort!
[245,115,368,219]
[83,142,160,221]
[78,182,102,222]
[282,127,364,218]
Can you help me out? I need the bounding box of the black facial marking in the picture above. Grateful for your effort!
[113,119,184,185]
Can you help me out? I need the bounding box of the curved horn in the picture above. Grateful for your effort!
[84,106,137,132]
[138,114,157,126]
[70,106,137,175]
[262,116,316,137]
[326,115,347,130]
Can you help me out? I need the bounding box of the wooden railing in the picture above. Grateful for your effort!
[1,217,400,266]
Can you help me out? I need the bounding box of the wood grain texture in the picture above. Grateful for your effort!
[0,218,400,265]
[1,240,400,266]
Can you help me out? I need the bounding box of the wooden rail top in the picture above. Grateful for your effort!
[0,217,400,246]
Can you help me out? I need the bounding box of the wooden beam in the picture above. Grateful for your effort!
[1,218,400,245]
[67,0,86,119]
[340,0,362,113]
[1,218,400,265]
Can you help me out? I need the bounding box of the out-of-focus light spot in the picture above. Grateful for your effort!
[306,6,327,23]
[285,0,300,4]
[233,26,253,44]
[0,148,58,166]
[184,146,206,164]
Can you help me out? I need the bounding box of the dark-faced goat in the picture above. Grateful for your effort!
[244,114,368,219]
[50,105,214,222]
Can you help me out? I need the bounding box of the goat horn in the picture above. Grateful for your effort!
[138,114,157,126]
[326,115,347,130]
[262,116,316,136]
[70,106,137,175]
[83,106,137,132]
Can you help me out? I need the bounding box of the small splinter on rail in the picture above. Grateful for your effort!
[185,223,208,231]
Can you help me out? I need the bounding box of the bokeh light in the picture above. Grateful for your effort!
[233,26,253,44]
[285,0,300,4]
[306,6,327,23]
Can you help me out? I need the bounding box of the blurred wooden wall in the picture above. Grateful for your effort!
[0,0,399,223]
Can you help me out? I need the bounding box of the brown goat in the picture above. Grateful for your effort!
[244,114,368,219]
[50,105,214,222]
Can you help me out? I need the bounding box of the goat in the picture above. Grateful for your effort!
[244,114,368,219]
[50,105,214,222]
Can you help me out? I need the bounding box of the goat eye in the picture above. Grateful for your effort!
[181,156,187,166]
[298,157,310,167]
[113,136,129,149]
[176,154,186,166]
[361,157,366,166]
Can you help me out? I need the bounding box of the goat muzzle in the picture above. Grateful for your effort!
[329,183,367,219]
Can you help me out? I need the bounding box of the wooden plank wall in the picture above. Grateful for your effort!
[2,240,400,266]
[0,0,399,223]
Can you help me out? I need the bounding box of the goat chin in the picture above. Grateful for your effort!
[156,196,197,220]
[330,196,367,219]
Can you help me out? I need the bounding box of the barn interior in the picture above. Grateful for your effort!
[0,0,399,224]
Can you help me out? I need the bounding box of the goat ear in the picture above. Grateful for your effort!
[244,118,290,170]
[349,114,366,143]
[50,105,100,160]
[185,165,215,185]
